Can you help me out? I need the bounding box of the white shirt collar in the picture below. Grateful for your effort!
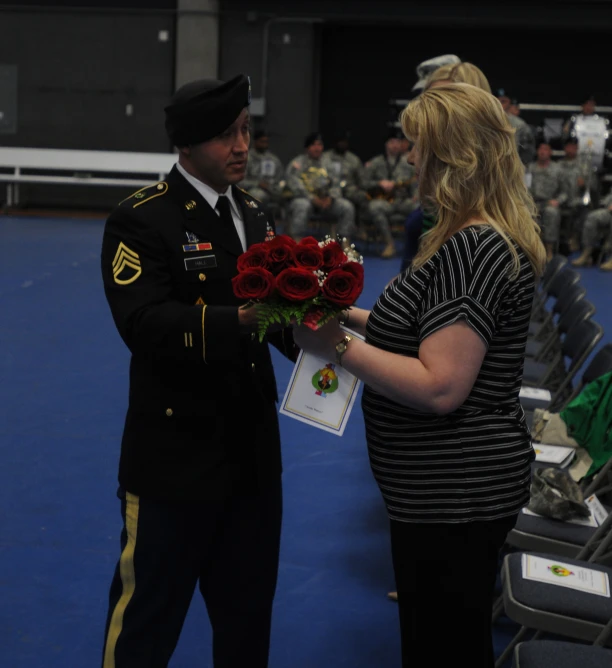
[176,162,242,220]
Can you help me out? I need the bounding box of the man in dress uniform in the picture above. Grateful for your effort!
[240,129,284,209]
[364,129,418,259]
[100,74,297,668]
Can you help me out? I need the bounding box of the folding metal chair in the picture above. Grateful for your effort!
[506,457,612,560]
[531,255,568,323]
[513,638,612,668]
[492,458,612,623]
[526,291,591,361]
[521,342,612,419]
[522,319,604,410]
[562,343,612,407]
[494,514,612,667]
[529,267,581,340]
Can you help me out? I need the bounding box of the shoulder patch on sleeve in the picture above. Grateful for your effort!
[120,182,168,208]
[112,241,142,285]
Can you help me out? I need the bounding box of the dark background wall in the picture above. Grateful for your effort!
[0,1,176,206]
[220,0,612,164]
[318,22,612,163]
[2,0,612,207]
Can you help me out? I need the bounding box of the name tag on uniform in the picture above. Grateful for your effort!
[261,159,276,177]
[184,254,217,271]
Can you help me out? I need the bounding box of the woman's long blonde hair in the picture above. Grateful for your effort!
[425,62,492,93]
[401,83,546,277]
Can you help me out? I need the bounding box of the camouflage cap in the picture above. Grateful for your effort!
[528,468,590,522]
[412,54,461,91]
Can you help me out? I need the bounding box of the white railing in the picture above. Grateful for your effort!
[0,147,178,207]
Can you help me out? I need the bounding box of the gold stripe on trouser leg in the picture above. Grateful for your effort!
[103,492,140,668]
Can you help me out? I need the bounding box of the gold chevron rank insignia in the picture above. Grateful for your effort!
[112,242,142,285]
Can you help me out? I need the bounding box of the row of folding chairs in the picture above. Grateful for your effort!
[494,457,612,666]
[493,255,612,666]
[494,505,612,667]
[520,255,610,419]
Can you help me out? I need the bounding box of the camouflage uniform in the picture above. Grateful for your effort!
[559,156,591,208]
[581,193,612,248]
[240,149,285,205]
[527,161,567,244]
[285,154,355,238]
[323,148,368,213]
[558,155,592,243]
[364,155,418,243]
[507,113,535,166]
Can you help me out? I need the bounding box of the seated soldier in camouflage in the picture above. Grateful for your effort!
[558,138,592,251]
[527,143,567,261]
[285,132,355,244]
[323,132,368,227]
[497,88,536,166]
[240,129,285,208]
[364,129,418,259]
[572,192,612,271]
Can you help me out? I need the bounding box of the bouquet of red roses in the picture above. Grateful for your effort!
[232,235,364,342]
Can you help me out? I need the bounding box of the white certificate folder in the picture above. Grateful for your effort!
[279,329,363,436]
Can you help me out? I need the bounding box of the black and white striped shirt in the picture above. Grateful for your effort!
[363,226,536,523]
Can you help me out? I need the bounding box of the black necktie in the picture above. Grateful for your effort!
[215,195,243,251]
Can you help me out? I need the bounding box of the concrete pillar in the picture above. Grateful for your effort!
[175,0,219,89]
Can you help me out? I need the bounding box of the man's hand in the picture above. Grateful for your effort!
[319,196,333,210]
[238,303,285,334]
[238,303,258,328]
[548,199,559,208]
[379,180,395,193]
[577,177,586,188]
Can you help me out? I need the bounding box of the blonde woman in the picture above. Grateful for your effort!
[401,61,492,271]
[294,84,546,667]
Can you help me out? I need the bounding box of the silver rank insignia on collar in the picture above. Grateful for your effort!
[245,200,259,209]
[186,231,200,243]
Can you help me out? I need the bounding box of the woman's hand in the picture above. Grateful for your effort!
[292,318,345,361]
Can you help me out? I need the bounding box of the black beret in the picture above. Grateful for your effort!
[165,74,251,147]
[304,132,323,148]
[254,129,268,140]
[582,94,596,104]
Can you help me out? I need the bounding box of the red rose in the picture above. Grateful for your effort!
[300,236,320,246]
[237,243,269,271]
[276,267,320,302]
[232,267,276,301]
[267,235,296,274]
[269,234,296,248]
[321,241,347,271]
[321,268,363,306]
[292,243,324,271]
[342,261,364,284]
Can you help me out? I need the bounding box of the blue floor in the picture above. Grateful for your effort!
[1,215,611,667]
